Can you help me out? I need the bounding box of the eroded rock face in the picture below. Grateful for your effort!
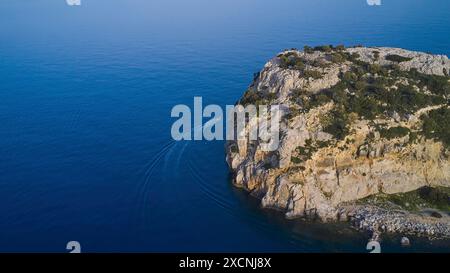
[226,46,450,221]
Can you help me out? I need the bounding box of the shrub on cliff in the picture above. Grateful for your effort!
[385,85,445,113]
[408,68,450,96]
[385,54,413,63]
[279,48,448,143]
[314,45,332,53]
[372,50,380,60]
[343,52,361,63]
[322,107,350,140]
[421,107,450,148]
[379,126,410,139]
[240,89,262,106]
[303,70,323,79]
[335,45,345,51]
[350,95,381,119]
[291,156,302,164]
[279,53,305,70]
[330,52,346,64]
[303,45,314,54]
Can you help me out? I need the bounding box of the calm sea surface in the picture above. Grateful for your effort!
[0,0,449,252]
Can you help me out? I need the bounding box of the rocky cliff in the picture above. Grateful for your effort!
[226,45,450,227]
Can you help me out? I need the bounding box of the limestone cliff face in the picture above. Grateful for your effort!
[226,46,450,221]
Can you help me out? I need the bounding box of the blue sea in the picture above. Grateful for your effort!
[0,0,449,252]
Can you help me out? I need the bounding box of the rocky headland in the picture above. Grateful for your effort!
[226,45,450,239]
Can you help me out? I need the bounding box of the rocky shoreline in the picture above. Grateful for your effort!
[341,205,450,239]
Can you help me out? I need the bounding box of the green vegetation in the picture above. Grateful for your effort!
[284,106,302,121]
[407,68,450,96]
[262,162,273,170]
[240,89,260,106]
[384,84,445,113]
[240,88,277,106]
[302,44,345,54]
[290,156,302,164]
[408,131,418,144]
[358,186,450,212]
[385,54,413,63]
[379,126,410,140]
[303,45,314,54]
[347,52,361,62]
[329,52,346,64]
[303,69,323,79]
[279,52,305,70]
[290,139,327,163]
[295,44,360,63]
[372,50,380,60]
[295,146,316,160]
[229,144,238,153]
[320,65,444,118]
[418,187,450,210]
[316,140,333,148]
[322,107,350,140]
[314,45,333,52]
[287,53,449,141]
[421,107,450,148]
[335,45,346,51]
[278,52,324,79]
[291,89,332,112]
[277,46,450,144]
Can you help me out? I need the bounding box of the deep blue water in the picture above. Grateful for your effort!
[0,0,449,252]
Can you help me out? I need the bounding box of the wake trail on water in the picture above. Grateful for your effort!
[135,140,177,225]
[134,119,273,235]
[134,120,208,226]
[186,145,274,233]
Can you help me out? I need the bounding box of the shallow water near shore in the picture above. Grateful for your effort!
[0,0,449,252]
